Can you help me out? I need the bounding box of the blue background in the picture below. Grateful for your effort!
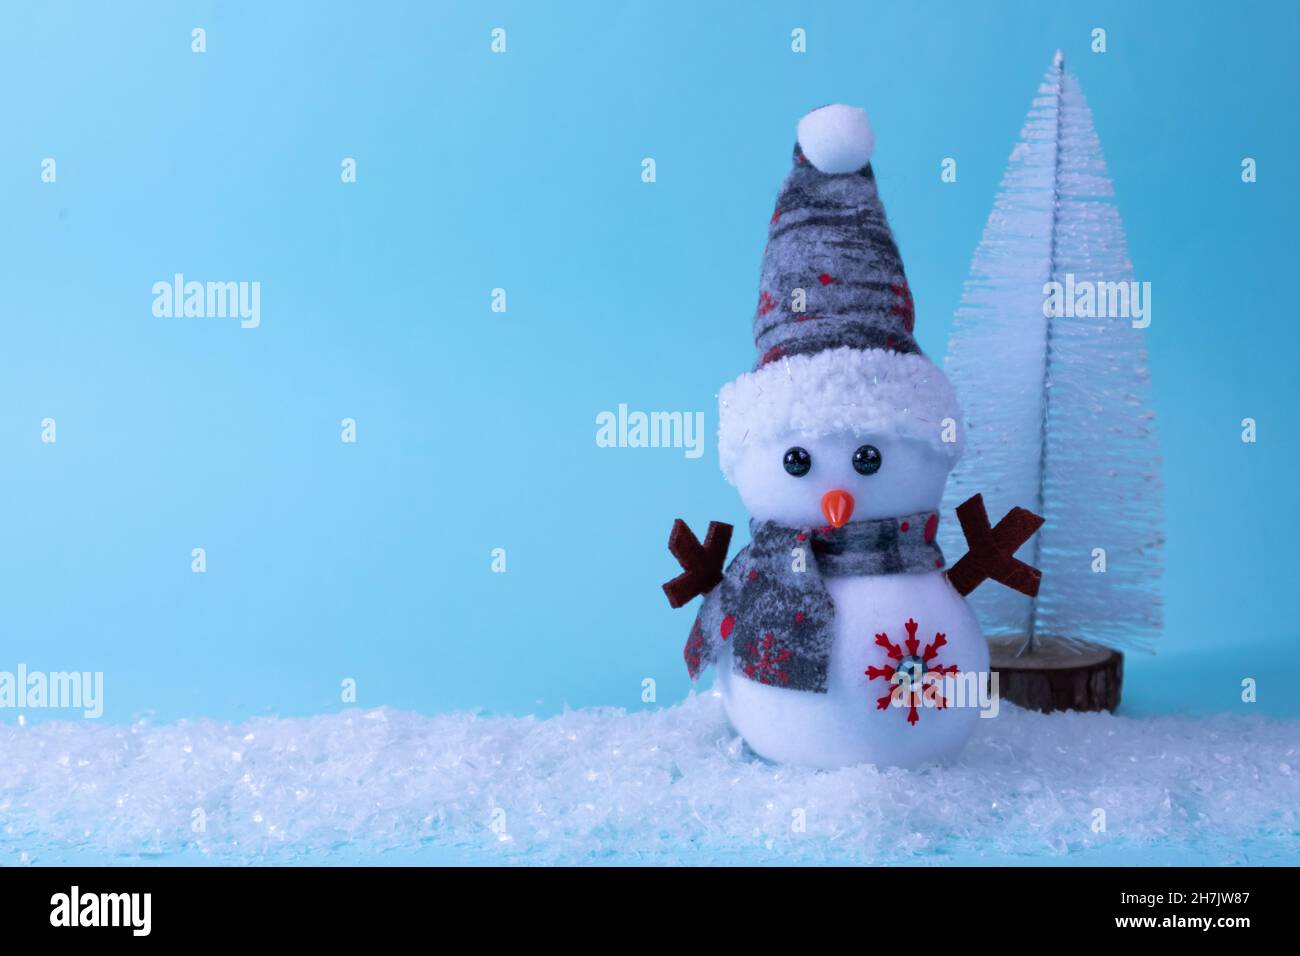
[3,0,1297,725]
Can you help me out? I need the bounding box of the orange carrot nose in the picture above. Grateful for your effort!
[821,489,855,529]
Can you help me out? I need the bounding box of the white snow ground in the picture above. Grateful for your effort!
[2,691,1297,865]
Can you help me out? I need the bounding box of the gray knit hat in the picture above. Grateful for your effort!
[718,104,964,483]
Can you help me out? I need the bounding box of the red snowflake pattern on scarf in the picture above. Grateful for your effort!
[742,632,793,686]
[683,621,706,679]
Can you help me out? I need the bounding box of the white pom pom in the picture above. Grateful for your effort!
[796,104,875,174]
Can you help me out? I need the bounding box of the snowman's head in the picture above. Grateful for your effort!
[718,346,963,526]
[731,431,949,527]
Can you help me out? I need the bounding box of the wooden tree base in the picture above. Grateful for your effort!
[987,635,1122,713]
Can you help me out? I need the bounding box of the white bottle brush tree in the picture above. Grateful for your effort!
[941,52,1163,657]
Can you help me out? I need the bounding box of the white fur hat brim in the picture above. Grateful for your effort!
[717,346,964,484]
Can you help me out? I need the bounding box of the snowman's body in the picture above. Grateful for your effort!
[718,571,987,768]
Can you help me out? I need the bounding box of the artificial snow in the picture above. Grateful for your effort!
[1,692,1296,865]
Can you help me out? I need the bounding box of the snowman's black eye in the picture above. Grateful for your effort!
[852,444,882,476]
[783,447,812,477]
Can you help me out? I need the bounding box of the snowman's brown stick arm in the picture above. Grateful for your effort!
[946,494,1044,598]
[662,519,733,608]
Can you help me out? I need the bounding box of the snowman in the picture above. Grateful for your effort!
[662,105,1044,770]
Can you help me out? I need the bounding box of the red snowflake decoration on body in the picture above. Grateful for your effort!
[865,618,959,726]
[743,632,792,686]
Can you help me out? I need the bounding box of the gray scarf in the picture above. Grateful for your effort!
[684,512,944,693]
